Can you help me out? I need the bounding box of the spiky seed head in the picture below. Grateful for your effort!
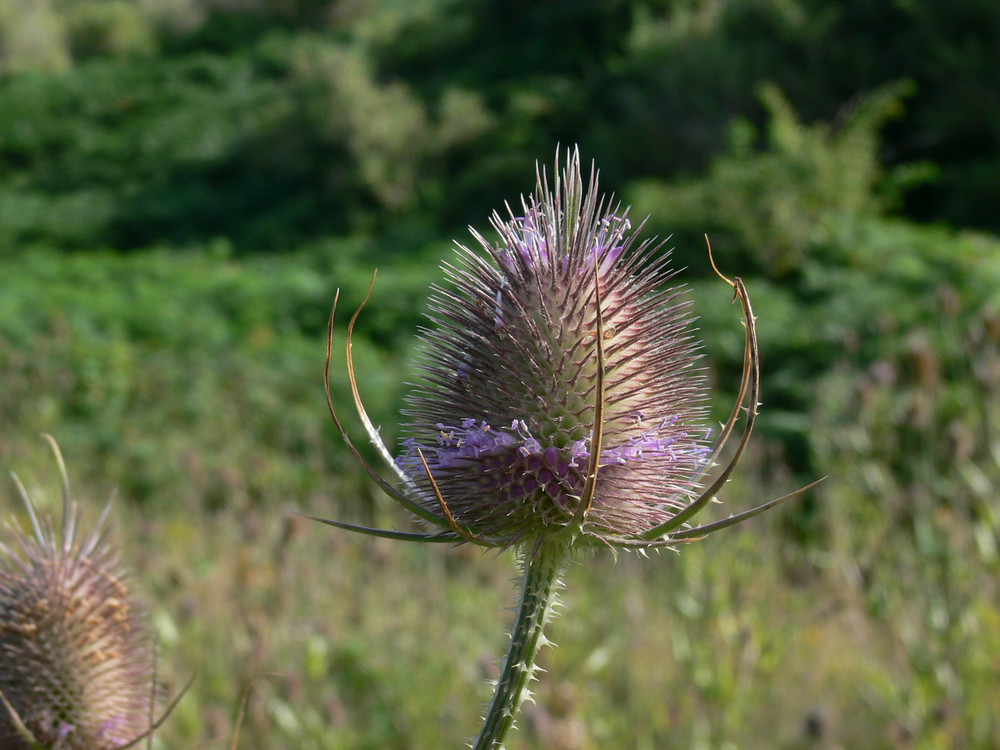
[397,150,710,546]
[0,460,156,750]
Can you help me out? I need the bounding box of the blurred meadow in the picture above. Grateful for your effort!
[2,1,1000,747]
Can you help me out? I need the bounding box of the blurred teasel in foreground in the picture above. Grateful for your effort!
[312,148,820,748]
[0,436,185,750]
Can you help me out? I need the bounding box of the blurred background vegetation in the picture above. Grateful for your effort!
[1,0,999,747]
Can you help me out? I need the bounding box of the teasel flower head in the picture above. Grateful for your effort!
[316,147,817,552]
[0,436,185,750]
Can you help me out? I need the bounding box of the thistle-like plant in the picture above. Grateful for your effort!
[311,149,820,748]
[0,436,186,750]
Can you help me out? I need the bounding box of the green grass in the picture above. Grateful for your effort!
[7,448,997,749]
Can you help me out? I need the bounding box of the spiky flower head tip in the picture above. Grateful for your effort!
[0,438,158,750]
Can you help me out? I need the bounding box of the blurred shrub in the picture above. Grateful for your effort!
[4,0,1000,237]
[287,35,495,215]
[0,44,336,252]
[629,81,929,277]
[609,0,1000,233]
[0,28,497,253]
[0,0,71,74]
[65,0,158,59]
[0,241,437,511]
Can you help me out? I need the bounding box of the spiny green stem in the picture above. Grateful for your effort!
[474,540,566,750]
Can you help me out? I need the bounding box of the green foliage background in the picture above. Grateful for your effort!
[1,1,999,748]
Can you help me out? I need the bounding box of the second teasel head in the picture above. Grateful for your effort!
[0,438,161,750]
